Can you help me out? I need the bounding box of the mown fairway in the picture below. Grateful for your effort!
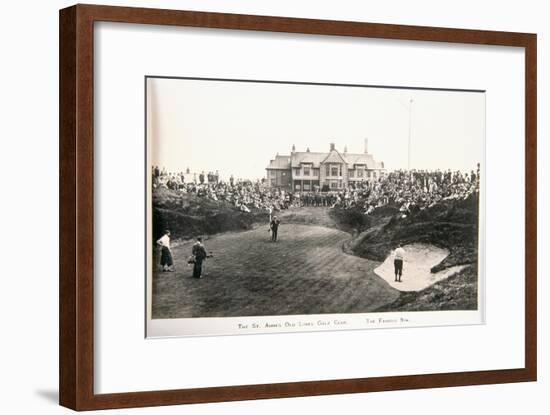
[152,211,399,318]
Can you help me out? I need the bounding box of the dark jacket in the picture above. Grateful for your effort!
[192,243,207,261]
[270,219,280,231]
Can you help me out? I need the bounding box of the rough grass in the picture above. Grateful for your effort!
[375,264,478,312]
[337,194,479,271]
[329,204,399,234]
[152,188,268,241]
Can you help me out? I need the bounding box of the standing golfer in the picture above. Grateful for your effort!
[394,244,405,282]
[156,230,174,272]
[270,216,280,242]
[191,237,208,278]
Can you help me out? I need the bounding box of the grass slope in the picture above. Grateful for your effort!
[335,194,479,270]
[152,188,268,241]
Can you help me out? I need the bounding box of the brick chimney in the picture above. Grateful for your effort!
[330,143,335,151]
[364,138,369,154]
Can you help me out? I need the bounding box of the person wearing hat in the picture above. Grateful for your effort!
[191,236,208,278]
[270,216,281,242]
[156,230,174,272]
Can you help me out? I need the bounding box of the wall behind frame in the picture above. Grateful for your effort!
[0,0,546,414]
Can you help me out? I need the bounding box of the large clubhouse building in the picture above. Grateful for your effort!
[266,140,385,191]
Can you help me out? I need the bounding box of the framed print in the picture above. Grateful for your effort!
[59,4,537,411]
[145,76,486,338]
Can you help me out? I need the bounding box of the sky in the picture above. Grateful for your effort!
[147,77,485,180]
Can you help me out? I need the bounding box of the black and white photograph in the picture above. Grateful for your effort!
[146,76,484,337]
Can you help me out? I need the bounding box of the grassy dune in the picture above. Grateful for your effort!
[152,188,268,241]
[332,194,479,271]
[330,194,480,311]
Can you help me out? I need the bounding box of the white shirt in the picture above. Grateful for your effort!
[157,234,170,248]
[394,247,405,260]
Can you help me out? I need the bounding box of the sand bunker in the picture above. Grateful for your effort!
[374,243,466,292]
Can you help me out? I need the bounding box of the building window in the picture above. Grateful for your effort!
[325,164,330,176]
[330,181,337,189]
[271,179,276,186]
[357,169,364,178]
[313,168,319,177]
[349,170,355,178]
[304,183,310,190]
[331,166,339,177]
[294,168,300,176]
[303,167,310,176]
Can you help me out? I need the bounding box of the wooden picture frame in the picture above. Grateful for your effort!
[59,4,537,411]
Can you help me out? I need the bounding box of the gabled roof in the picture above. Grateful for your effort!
[322,149,347,165]
[290,152,326,168]
[268,148,385,170]
[266,154,291,170]
[345,153,377,169]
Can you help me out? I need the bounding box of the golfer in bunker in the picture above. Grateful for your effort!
[394,244,405,282]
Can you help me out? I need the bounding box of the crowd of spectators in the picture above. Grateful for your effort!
[152,164,480,217]
[351,166,480,215]
[152,166,220,190]
[152,166,290,213]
